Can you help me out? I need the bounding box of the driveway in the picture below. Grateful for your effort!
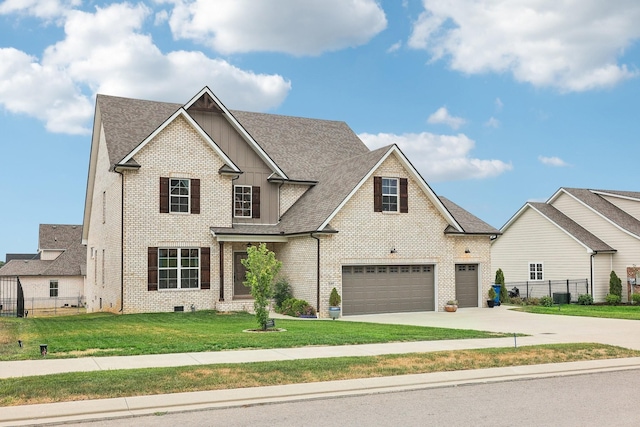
[341,305,640,350]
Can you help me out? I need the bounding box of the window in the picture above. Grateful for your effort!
[374,176,408,213]
[159,177,200,214]
[529,262,543,281]
[158,248,200,289]
[234,185,252,217]
[50,280,58,297]
[170,179,190,213]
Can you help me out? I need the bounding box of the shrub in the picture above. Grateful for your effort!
[526,297,540,306]
[509,296,524,305]
[273,279,293,310]
[540,296,553,307]
[606,294,621,305]
[488,287,497,300]
[632,294,640,305]
[577,294,593,305]
[495,269,507,303]
[280,298,317,317]
[329,287,342,307]
[609,270,622,298]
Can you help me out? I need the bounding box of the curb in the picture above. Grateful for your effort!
[3,358,640,426]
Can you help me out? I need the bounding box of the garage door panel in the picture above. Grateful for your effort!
[342,265,434,315]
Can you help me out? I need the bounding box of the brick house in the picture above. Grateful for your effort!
[0,224,86,309]
[82,87,499,316]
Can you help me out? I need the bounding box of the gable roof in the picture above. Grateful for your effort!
[527,202,615,252]
[439,197,500,235]
[551,188,640,239]
[0,225,86,277]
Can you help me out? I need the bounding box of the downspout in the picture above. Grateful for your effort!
[311,233,321,313]
[590,251,597,297]
[115,169,125,313]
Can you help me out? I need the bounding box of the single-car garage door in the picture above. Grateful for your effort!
[342,265,434,315]
[455,264,478,308]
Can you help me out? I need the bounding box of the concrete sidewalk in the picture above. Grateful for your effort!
[2,306,640,425]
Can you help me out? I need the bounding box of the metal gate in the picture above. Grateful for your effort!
[0,276,25,317]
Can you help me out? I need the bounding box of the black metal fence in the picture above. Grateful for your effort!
[504,279,589,303]
[0,276,25,317]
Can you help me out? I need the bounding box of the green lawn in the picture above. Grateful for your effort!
[0,311,509,361]
[514,304,640,320]
[2,343,637,407]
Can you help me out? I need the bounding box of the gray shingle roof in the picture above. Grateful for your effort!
[528,202,615,252]
[98,91,493,238]
[0,225,86,277]
[439,197,501,235]
[591,189,640,200]
[562,188,640,238]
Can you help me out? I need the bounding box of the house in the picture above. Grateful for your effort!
[0,224,86,309]
[82,87,499,316]
[491,188,640,302]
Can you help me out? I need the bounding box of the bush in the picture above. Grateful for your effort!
[632,294,640,305]
[526,297,540,306]
[609,270,622,298]
[273,279,293,310]
[577,294,594,305]
[495,269,507,303]
[329,287,342,307]
[280,298,317,317]
[606,294,621,305]
[509,296,524,305]
[540,296,553,307]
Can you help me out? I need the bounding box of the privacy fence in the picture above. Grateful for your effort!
[504,279,589,304]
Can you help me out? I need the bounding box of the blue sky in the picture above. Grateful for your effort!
[1,0,639,260]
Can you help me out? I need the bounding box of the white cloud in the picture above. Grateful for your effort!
[359,131,512,182]
[409,1,640,91]
[427,106,466,129]
[0,3,291,134]
[0,0,79,19]
[538,156,569,167]
[387,41,402,53]
[163,0,387,55]
[495,98,503,111]
[484,117,500,128]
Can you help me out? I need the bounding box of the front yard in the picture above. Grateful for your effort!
[514,304,640,320]
[0,310,509,361]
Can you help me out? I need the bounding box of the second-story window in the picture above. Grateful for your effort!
[170,179,190,213]
[160,177,200,214]
[234,185,252,217]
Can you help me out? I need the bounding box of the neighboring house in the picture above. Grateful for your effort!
[82,87,499,316]
[0,224,86,308]
[492,188,640,302]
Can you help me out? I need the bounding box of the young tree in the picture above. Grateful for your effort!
[609,270,622,298]
[495,268,507,302]
[241,243,282,330]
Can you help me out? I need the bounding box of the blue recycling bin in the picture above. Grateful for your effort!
[492,284,501,306]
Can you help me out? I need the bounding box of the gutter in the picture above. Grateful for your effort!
[590,251,598,297]
[115,169,125,313]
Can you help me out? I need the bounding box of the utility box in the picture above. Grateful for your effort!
[553,292,570,304]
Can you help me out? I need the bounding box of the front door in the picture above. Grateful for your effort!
[233,252,251,298]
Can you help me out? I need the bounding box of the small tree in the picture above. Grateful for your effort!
[495,268,507,302]
[609,270,622,298]
[329,287,341,307]
[242,243,282,330]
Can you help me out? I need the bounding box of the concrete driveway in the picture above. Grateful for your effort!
[341,305,640,350]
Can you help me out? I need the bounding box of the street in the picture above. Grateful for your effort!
[65,368,640,427]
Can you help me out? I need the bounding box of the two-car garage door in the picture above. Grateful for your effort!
[342,265,434,315]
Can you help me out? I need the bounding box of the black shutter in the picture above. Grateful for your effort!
[252,186,261,219]
[400,178,408,213]
[200,247,210,289]
[373,176,382,212]
[159,177,169,213]
[148,247,158,291]
[191,179,200,214]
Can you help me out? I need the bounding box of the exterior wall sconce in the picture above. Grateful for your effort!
[464,248,471,254]
[390,248,397,254]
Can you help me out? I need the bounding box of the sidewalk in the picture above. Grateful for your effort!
[3,306,640,425]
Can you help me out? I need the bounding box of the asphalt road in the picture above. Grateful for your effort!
[63,368,640,427]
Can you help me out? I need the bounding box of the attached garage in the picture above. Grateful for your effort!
[342,265,435,315]
[455,264,479,308]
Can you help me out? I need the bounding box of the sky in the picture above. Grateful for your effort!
[1,0,640,260]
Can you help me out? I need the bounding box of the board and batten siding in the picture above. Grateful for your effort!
[552,192,640,301]
[189,110,278,224]
[491,207,591,285]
